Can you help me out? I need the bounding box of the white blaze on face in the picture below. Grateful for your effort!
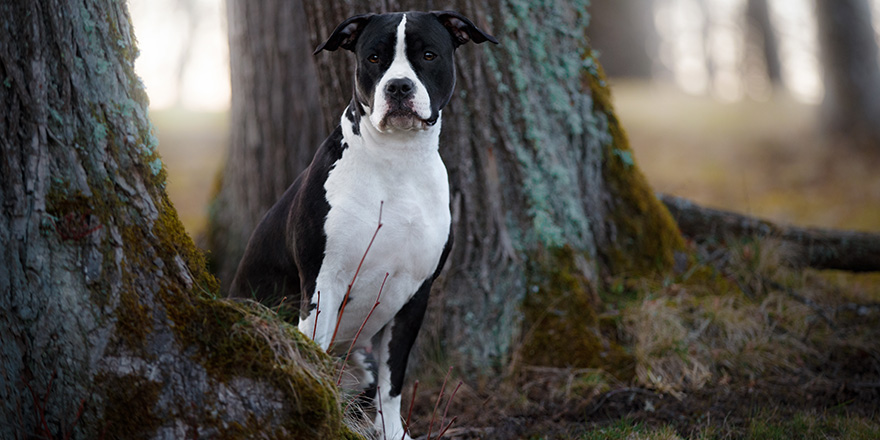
[370,14,433,132]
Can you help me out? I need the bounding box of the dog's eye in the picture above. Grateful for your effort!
[368,54,380,64]
[424,51,436,61]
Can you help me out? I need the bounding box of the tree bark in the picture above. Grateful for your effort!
[815,0,880,150]
[0,1,350,438]
[586,0,659,79]
[205,0,326,291]
[745,0,783,86]
[661,194,880,272]
[298,1,683,371]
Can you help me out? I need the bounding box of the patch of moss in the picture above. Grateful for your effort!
[115,266,153,349]
[521,246,635,380]
[152,194,217,292]
[162,292,357,439]
[583,52,685,277]
[96,372,162,440]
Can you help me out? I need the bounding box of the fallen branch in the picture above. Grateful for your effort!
[660,194,880,272]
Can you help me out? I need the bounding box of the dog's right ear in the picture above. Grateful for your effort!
[314,14,373,55]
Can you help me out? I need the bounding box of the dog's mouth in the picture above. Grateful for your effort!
[380,106,437,132]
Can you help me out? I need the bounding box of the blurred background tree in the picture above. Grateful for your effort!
[815,0,880,151]
[745,0,783,88]
[585,0,660,79]
[206,0,326,291]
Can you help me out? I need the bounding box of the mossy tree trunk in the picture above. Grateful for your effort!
[206,0,327,291]
[299,0,683,372]
[815,0,880,150]
[0,1,351,438]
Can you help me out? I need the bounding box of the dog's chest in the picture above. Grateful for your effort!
[320,136,450,312]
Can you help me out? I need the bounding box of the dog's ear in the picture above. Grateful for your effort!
[314,14,374,54]
[432,11,499,48]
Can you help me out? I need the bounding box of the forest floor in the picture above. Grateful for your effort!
[154,80,880,439]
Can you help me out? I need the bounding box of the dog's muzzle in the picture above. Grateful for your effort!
[380,78,433,131]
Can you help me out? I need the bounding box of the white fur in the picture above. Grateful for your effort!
[299,109,449,348]
[369,15,433,132]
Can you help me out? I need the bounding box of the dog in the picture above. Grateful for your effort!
[229,11,497,439]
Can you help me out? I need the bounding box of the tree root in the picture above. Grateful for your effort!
[660,194,880,272]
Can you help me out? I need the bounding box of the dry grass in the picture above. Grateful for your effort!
[625,234,879,395]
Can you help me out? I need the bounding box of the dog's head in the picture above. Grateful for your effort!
[315,11,497,133]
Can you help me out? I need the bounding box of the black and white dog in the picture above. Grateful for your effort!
[229,11,496,439]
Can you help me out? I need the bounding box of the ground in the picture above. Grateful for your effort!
[154,80,879,439]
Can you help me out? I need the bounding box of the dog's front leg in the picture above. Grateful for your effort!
[297,282,345,351]
[372,324,408,440]
[371,279,431,440]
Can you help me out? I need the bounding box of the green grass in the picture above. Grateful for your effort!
[570,411,880,440]
[746,411,880,440]
[579,420,683,439]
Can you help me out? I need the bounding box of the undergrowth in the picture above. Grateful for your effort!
[402,236,879,439]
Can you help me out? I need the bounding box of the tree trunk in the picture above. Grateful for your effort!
[586,0,659,79]
[299,1,683,371]
[745,0,783,86]
[205,0,326,291]
[0,1,351,438]
[815,0,880,150]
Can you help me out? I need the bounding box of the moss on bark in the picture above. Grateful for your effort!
[520,246,635,380]
[584,51,685,277]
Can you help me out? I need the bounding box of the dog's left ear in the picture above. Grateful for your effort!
[432,11,499,48]
[314,13,374,54]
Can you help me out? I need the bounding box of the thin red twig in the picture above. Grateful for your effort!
[330,201,384,349]
[312,291,321,341]
[63,397,87,440]
[41,371,56,435]
[337,273,388,386]
[342,389,368,416]
[437,416,459,438]
[24,381,48,437]
[440,381,463,434]
[24,369,56,437]
[402,380,419,440]
[426,366,453,440]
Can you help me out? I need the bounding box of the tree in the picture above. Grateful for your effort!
[209,0,681,372]
[745,0,783,87]
[206,0,327,291]
[815,0,880,150]
[585,0,659,79]
[0,1,352,438]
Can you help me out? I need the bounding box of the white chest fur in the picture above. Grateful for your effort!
[310,119,450,350]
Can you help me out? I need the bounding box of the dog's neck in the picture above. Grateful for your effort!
[341,99,442,155]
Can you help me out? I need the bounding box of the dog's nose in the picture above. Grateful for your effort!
[385,78,415,100]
